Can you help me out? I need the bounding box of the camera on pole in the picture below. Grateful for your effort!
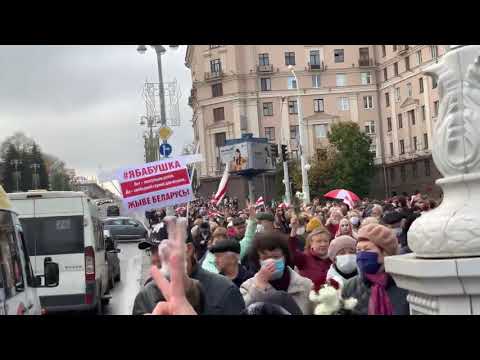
[281,144,289,162]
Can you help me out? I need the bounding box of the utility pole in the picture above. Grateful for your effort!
[10,159,22,192]
[31,163,40,190]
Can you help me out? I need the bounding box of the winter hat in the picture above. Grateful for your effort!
[306,217,322,233]
[327,235,357,261]
[357,224,399,256]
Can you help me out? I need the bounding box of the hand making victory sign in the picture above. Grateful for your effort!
[149,217,197,315]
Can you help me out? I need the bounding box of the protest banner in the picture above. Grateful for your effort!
[114,156,196,213]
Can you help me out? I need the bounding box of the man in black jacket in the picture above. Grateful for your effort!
[132,219,245,315]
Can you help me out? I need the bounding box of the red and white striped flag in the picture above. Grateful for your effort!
[212,167,229,206]
[343,193,354,209]
[256,197,265,208]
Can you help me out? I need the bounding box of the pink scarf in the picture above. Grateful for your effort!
[365,273,393,315]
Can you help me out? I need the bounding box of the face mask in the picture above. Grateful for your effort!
[336,254,357,274]
[350,217,360,227]
[260,257,285,280]
[256,224,265,233]
[356,251,381,274]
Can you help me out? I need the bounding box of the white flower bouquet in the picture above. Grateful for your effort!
[309,279,358,315]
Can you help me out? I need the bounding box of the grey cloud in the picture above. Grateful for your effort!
[0,45,193,177]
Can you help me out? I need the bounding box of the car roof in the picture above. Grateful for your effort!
[103,217,134,221]
[8,190,87,200]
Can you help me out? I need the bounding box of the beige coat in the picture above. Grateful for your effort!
[240,267,314,315]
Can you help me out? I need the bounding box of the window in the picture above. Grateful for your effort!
[310,50,320,65]
[390,142,394,156]
[210,59,222,74]
[312,74,321,88]
[424,133,429,149]
[407,83,412,97]
[425,159,431,176]
[288,100,298,114]
[405,56,410,71]
[421,105,426,121]
[288,76,297,89]
[259,53,270,66]
[387,117,392,132]
[363,95,373,109]
[393,45,397,52]
[370,141,377,156]
[285,52,296,66]
[264,127,275,141]
[365,121,375,134]
[419,77,424,93]
[260,78,271,91]
[314,98,324,112]
[390,167,396,182]
[336,73,346,87]
[359,47,370,65]
[209,45,220,49]
[400,165,407,182]
[394,62,399,76]
[413,136,418,151]
[385,92,390,107]
[361,72,372,85]
[399,139,405,154]
[433,100,439,116]
[430,45,438,59]
[383,68,388,81]
[290,125,299,140]
[314,124,328,139]
[398,113,403,128]
[432,77,438,89]
[213,107,225,122]
[334,49,344,63]
[408,109,416,125]
[381,45,386,57]
[417,50,422,65]
[211,83,223,97]
[395,87,401,102]
[337,97,349,111]
[214,132,226,147]
[263,102,273,116]
[412,162,418,177]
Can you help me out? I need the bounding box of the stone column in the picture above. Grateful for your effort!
[385,45,480,314]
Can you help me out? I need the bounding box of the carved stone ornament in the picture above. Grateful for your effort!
[408,45,480,257]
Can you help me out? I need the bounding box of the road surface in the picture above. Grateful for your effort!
[104,242,144,315]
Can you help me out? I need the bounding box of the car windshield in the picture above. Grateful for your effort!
[20,216,84,256]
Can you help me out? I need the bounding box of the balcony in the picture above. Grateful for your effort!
[398,45,409,55]
[308,61,325,71]
[257,64,274,73]
[358,58,374,67]
[204,70,224,81]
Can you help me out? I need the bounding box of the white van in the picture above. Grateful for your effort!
[1,185,60,315]
[8,190,110,314]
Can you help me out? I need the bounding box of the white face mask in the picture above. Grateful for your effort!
[336,254,357,275]
[256,224,265,233]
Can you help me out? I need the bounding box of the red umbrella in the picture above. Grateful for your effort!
[324,189,360,202]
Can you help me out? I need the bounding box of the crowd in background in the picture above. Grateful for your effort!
[135,190,437,315]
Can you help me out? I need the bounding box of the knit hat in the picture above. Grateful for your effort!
[356,223,399,256]
[306,217,322,233]
[327,235,357,261]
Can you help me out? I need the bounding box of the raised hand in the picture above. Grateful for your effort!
[149,217,197,315]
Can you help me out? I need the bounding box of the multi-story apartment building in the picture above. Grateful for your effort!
[185,45,444,203]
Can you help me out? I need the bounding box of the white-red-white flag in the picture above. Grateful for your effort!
[212,167,229,206]
[343,193,354,209]
[256,197,265,207]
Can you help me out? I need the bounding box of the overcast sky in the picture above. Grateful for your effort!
[0,45,193,178]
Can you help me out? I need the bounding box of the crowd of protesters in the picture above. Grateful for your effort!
[134,190,437,315]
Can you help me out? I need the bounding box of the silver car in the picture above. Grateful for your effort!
[103,217,148,242]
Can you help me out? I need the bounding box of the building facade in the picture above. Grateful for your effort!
[185,45,445,203]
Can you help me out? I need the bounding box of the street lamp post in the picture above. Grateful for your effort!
[30,163,40,190]
[10,159,22,192]
[288,65,311,205]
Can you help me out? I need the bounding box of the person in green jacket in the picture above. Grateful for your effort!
[201,202,257,274]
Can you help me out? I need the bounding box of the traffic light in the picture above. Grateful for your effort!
[281,145,289,162]
[270,143,279,158]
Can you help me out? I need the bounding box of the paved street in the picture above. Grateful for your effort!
[104,242,144,315]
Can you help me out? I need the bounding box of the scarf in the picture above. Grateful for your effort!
[365,273,393,315]
[270,267,291,292]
